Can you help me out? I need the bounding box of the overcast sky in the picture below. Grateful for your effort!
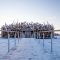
[0,0,60,29]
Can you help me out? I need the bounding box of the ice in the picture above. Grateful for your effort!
[0,37,60,60]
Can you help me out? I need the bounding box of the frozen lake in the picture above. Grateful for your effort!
[0,38,60,60]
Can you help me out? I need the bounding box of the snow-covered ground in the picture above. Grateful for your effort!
[0,37,60,60]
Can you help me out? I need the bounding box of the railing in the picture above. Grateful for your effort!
[0,30,19,52]
[0,30,60,53]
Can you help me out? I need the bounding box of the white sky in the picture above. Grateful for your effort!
[0,0,60,29]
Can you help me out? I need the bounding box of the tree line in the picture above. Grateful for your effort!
[1,22,54,38]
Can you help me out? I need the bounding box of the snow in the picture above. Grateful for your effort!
[0,37,60,60]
